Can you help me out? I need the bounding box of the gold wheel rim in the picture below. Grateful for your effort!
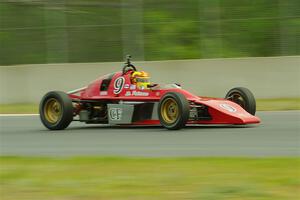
[161,98,179,124]
[44,98,62,124]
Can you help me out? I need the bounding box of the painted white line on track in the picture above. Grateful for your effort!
[0,114,39,117]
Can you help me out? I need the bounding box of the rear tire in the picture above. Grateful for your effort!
[158,92,190,130]
[39,91,73,130]
[225,87,256,115]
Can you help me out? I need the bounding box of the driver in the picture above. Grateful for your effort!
[131,71,151,90]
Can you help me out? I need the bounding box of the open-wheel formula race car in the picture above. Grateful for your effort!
[40,55,260,130]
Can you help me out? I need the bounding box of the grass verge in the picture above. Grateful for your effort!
[0,157,299,200]
[0,98,299,114]
[0,103,38,114]
[257,98,300,111]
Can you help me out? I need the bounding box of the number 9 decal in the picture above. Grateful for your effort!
[113,77,125,94]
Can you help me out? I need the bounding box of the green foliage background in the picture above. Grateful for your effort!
[0,0,299,65]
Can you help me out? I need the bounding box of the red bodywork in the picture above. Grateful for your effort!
[68,70,260,126]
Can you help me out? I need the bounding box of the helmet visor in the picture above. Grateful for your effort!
[136,77,150,83]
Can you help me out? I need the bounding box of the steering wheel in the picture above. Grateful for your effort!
[122,55,137,75]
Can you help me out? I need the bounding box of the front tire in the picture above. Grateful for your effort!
[225,87,256,115]
[39,91,73,130]
[158,92,190,130]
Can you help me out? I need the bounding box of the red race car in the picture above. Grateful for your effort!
[40,55,260,130]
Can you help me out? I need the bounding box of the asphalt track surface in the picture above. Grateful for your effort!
[0,111,299,157]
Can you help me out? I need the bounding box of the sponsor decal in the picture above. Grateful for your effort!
[109,108,122,120]
[100,91,108,95]
[113,77,125,94]
[124,84,130,89]
[132,91,149,96]
[125,91,131,96]
[123,90,149,97]
[130,85,136,90]
[220,104,237,113]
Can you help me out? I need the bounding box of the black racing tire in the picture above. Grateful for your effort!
[39,91,73,130]
[225,87,256,115]
[158,92,190,130]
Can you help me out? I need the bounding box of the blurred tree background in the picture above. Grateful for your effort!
[0,0,299,65]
